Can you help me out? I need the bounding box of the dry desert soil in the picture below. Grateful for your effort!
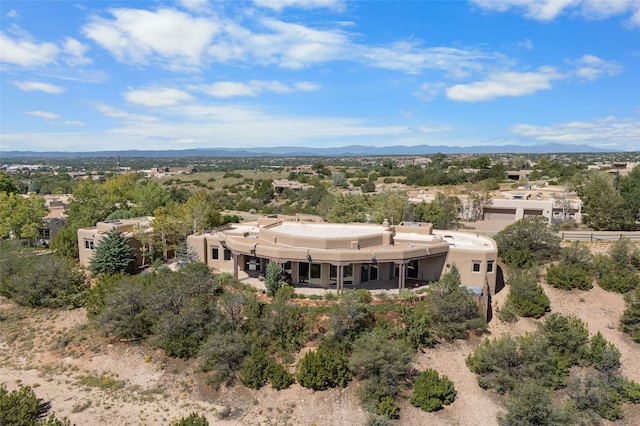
[1,248,639,426]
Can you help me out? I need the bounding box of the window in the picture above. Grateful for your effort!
[407,259,419,279]
[84,239,94,250]
[487,260,494,273]
[309,263,321,285]
[472,261,481,273]
[211,247,219,260]
[223,249,232,261]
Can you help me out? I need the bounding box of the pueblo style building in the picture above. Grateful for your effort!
[187,215,498,296]
[77,215,499,299]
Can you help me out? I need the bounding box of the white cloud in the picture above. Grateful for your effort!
[63,121,86,126]
[255,18,349,69]
[179,0,211,12]
[446,68,563,102]
[79,5,503,76]
[200,82,257,98]
[471,0,640,26]
[197,80,317,98]
[13,81,66,94]
[83,7,219,70]
[413,82,446,101]
[360,43,503,77]
[0,27,91,69]
[572,54,622,81]
[6,9,20,18]
[295,81,320,91]
[24,110,60,120]
[580,0,638,21]
[0,29,59,67]
[61,37,92,66]
[253,0,345,12]
[94,104,158,122]
[124,87,193,107]
[511,116,640,145]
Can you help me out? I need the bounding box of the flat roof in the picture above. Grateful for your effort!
[272,222,387,239]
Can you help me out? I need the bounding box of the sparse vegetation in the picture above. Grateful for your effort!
[468,313,639,424]
[0,242,88,309]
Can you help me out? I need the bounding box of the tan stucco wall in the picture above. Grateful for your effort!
[77,218,151,272]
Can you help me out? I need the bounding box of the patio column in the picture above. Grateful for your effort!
[398,263,406,289]
[337,264,344,293]
[233,253,239,280]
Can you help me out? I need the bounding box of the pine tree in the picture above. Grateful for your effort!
[89,227,134,275]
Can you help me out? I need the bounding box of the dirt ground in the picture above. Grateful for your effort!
[1,249,639,426]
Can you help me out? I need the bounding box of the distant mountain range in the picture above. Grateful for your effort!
[2,143,623,158]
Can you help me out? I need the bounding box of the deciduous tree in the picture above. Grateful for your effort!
[0,192,47,241]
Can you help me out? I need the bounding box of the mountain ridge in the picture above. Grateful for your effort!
[1,143,623,158]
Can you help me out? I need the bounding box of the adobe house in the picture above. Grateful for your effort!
[187,216,498,296]
[77,217,152,272]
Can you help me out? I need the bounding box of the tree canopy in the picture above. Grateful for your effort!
[494,216,561,268]
[0,192,47,241]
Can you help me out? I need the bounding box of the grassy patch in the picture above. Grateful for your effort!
[76,374,126,391]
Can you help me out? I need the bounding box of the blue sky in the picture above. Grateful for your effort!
[1,0,639,152]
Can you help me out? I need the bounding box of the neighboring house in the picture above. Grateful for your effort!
[187,215,498,296]
[77,217,152,271]
[409,190,582,224]
[41,194,71,242]
[480,192,582,223]
[271,179,315,192]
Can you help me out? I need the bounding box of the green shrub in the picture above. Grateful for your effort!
[270,362,295,390]
[425,266,486,340]
[96,279,152,339]
[594,239,640,293]
[466,332,564,394]
[364,416,392,426]
[239,348,272,390]
[621,380,640,403]
[85,273,127,319]
[538,313,589,368]
[568,373,624,422]
[494,216,561,269]
[0,384,70,426]
[504,270,549,319]
[546,262,592,290]
[598,269,640,293]
[265,262,284,297]
[620,285,640,342]
[376,396,400,419]
[350,332,414,414]
[400,304,434,350]
[410,369,456,412]
[171,412,209,426]
[0,249,88,309]
[586,332,621,374]
[497,383,569,426]
[296,345,352,390]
